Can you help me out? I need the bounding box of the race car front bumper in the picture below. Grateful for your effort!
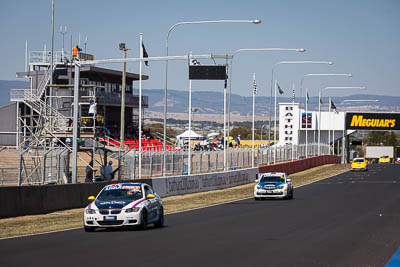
[351,167,367,171]
[84,210,141,228]
[254,189,287,198]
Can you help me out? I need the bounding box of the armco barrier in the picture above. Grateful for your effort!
[0,179,152,219]
[259,155,341,175]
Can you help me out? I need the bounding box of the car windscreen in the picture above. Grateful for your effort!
[260,176,285,183]
[353,159,365,163]
[97,188,143,201]
[382,156,389,158]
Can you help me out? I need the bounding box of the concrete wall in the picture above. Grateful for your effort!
[152,168,258,197]
[0,179,152,219]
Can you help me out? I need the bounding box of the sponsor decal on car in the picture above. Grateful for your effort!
[122,185,141,192]
[104,184,122,190]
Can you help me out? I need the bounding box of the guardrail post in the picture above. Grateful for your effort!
[133,150,136,179]
[216,152,219,171]
[207,153,210,172]
[149,154,153,177]
[199,152,202,173]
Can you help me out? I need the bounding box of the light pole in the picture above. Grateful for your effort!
[318,86,365,155]
[301,73,352,156]
[119,43,130,181]
[163,19,261,176]
[252,73,257,167]
[268,60,333,154]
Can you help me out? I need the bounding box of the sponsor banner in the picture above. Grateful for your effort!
[345,112,400,130]
[151,168,257,197]
[301,112,312,129]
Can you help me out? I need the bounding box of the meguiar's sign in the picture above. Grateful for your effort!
[345,112,400,130]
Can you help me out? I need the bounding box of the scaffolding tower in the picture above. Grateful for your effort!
[10,51,107,186]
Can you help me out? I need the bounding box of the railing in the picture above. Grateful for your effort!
[29,51,70,64]
[36,64,56,98]
[10,88,68,131]
[10,89,38,101]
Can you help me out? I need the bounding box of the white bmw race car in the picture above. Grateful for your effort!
[84,183,164,232]
[254,172,294,200]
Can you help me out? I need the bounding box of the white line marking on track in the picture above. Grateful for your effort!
[0,168,351,240]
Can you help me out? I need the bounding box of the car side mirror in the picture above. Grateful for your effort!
[88,196,95,201]
[146,194,155,199]
[254,179,259,183]
[287,179,291,183]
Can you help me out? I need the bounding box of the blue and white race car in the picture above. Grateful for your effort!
[84,183,164,232]
[254,172,294,200]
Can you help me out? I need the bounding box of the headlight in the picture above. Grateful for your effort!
[279,185,286,189]
[85,208,96,214]
[256,185,262,189]
[125,207,141,213]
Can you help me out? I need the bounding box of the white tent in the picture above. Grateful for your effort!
[176,130,204,140]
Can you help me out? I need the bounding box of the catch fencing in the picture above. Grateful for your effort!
[0,143,331,185]
[124,143,331,179]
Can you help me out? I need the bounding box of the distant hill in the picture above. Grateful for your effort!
[140,89,400,115]
[1,80,399,114]
[0,80,29,107]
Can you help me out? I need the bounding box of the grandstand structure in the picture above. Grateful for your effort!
[9,49,149,185]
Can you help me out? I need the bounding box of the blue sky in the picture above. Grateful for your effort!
[1,0,399,98]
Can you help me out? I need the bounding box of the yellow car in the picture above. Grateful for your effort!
[351,158,368,171]
[379,156,391,164]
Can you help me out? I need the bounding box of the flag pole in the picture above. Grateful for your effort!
[305,88,308,157]
[188,52,192,175]
[139,33,143,179]
[252,73,256,168]
[328,96,331,155]
[318,91,321,156]
[292,83,295,161]
[274,80,277,164]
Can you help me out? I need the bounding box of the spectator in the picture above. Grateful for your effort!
[105,160,113,181]
[236,135,241,146]
[85,161,94,183]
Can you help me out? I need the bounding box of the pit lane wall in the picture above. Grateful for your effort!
[152,168,258,197]
[258,155,341,175]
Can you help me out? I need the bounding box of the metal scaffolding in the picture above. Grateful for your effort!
[10,54,100,185]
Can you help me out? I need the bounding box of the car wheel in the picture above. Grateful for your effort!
[84,226,95,232]
[289,190,294,199]
[140,209,148,230]
[154,207,164,228]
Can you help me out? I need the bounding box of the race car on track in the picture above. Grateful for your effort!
[351,158,368,171]
[84,183,164,232]
[254,172,293,200]
[379,155,391,164]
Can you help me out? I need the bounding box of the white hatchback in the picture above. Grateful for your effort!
[254,172,294,200]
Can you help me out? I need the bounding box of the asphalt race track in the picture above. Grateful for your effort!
[1,164,400,266]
